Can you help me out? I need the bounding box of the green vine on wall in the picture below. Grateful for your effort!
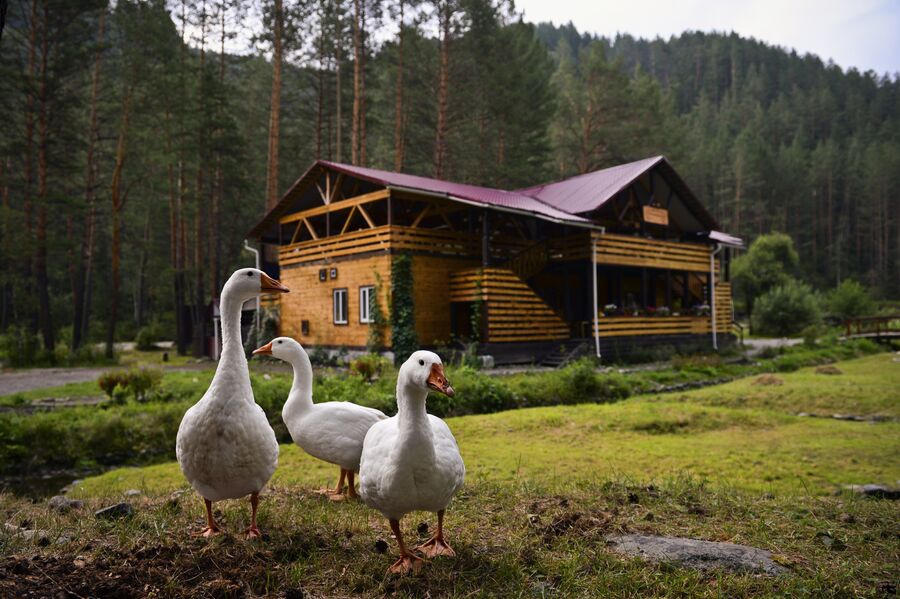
[366,271,387,353]
[390,253,418,364]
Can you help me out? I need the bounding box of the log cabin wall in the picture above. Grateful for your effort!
[412,255,481,346]
[279,254,392,348]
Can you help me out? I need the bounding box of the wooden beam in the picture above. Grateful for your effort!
[290,220,302,244]
[279,189,390,224]
[357,203,376,229]
[329,173,344,203]
[340,205,358,234]
[303,217,319,240]
[411,203,431,227]
[315,180,327,204]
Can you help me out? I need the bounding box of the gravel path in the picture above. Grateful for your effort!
[0,367,113,396]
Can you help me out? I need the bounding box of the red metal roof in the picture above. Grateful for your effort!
[318,161,595,227]
[516,156,664,214]
[247,156,731,240]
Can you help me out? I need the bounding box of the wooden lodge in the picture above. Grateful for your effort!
[247,156,743,363]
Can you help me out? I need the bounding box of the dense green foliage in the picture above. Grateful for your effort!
[827,279,875,319]
[0,340,885,475]
[751,280,823,336]
[0,1,897,365]
[731,233,800,316]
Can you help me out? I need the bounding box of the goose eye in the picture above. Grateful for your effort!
[246,272,253,277]
[418,359,425,366]
[277,340,283,344]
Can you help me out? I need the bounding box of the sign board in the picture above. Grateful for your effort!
[642,206,669,226]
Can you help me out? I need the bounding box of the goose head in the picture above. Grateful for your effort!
[223,268,289,303]
[399,350,454,398]
[252,336,303,362]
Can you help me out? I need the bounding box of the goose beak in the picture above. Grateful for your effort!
[252,341,273,356]
[260,272,290,293]
[426,363,454,398]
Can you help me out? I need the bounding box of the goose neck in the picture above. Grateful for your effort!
[283,349,314,421]
[217,291,249,372]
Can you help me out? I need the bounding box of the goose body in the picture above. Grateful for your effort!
[253,337,386,499]
[359,350,464,573]
[175,268,288,536]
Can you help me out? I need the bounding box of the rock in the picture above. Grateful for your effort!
[753,374,783,386]
[374,538,388,553]
[123,489,142,497]
[606,534,788,576]
[837,513,855,523]
[48,495,84,512]
[842,484,900,499]
[815,365,843,375]
[479,355,495,369]
[94,502,134,519]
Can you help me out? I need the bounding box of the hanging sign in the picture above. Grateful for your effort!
[642,206,669,226]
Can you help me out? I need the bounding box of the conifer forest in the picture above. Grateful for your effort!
[0,0,898,358]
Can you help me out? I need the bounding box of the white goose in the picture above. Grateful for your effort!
[176,268,289,538]
[359,350,465,574]
[252,336,387,500]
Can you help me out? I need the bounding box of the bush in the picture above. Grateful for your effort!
[97,368,163,402]
[350,353,391,382]
[135,325,159,350]
[827,280,874,320]
[751,280,822,336]
[0,325,41,367]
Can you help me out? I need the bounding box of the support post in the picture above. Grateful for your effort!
[481,209,490,268]
[592,233,601,360]
[710,244,723,350]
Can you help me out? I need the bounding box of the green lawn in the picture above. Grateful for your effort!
[1,353,898,597]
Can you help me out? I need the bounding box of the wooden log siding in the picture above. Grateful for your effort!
[594,233,714,272]
[450,267,569,343]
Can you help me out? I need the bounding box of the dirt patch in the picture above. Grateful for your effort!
[753,374,784,386]
[815,365,843,375]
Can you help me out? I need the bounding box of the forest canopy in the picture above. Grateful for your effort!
[0,0,897,360]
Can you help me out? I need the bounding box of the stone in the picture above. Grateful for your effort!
[606,534,789,576]
[479,355,495,369]
[842,484,900,500]
[48,495,84,512]
[123,489,142,497]
[94,502,134,519]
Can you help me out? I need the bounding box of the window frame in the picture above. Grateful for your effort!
[333,288,349,325]
[359,285,375,324]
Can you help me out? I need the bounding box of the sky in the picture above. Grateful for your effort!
[513,0,900,76]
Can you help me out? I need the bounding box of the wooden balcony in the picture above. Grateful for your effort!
[594,233,713,272]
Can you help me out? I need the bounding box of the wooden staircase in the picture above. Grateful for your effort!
[503,240,549,281]
[449,267,569,343]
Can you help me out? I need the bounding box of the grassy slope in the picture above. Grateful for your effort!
[1,353,898,597]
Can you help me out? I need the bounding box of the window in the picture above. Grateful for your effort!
[333,288,348,325]
[360,286,375,324]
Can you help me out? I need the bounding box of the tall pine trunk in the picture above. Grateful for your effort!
[265,0,283,210]
[392,1,405,171]
[351,0,361,165]
[107,86,134,359]
[433,2,450,178]
[192,0,208,357]
[35,2,54,353]
[73,11,104,350]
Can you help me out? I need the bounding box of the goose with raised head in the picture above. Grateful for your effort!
[359,350,465,574]
[176,268,289,538]
[252,337,387,500]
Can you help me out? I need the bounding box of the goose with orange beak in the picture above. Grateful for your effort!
[358,350,465,574]
[252,337,387,501]
[176,268,289,538]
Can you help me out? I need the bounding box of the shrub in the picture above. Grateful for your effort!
[350,353,391,382]
[135,325,159,350]
[827,280,874,320]
[0,325,40,367]
[751,280,822,336]
[97,368,163,402]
